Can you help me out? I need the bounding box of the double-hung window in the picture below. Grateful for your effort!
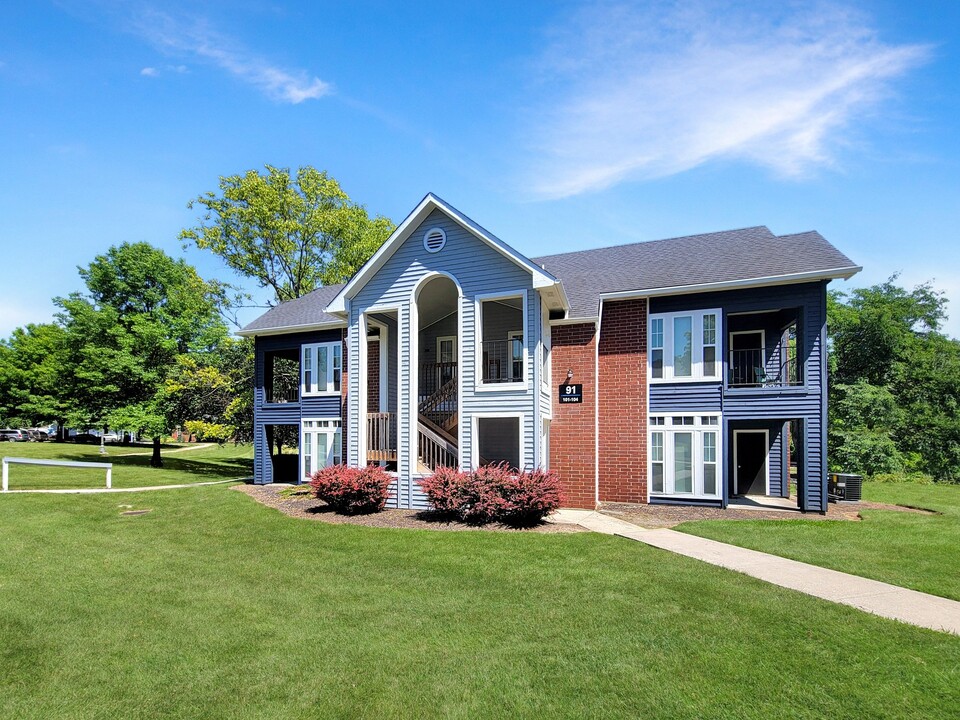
[649,309,721,382]
[649,415,721,498]
[301,419,342,480]
[302,342,342,395]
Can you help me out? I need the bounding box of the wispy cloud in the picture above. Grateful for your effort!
[139,66,158,77]
[130,8,331,103]
[523,1,931,198]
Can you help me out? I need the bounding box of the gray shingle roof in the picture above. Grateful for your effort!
[239,224,859,333]
[238,283,346,335]
[532,226,859,319]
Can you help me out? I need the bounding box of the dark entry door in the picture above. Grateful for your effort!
[736,431,768,495]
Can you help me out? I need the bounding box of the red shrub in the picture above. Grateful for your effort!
[418,464,564,526]
[309,464,392,515]
[417,465,468,516]
[497,468,564,526]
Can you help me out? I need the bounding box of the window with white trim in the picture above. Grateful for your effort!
[302,342,342,395]
[649,415,721,498]
[649,309,721,382]
[302,419,342,480]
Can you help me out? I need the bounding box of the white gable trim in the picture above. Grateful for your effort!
[325,193,565,314]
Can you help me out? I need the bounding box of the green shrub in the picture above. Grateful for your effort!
[869,472,935,484]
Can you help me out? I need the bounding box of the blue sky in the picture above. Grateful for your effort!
[1,0,958,336]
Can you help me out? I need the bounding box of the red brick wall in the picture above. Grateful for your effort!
[549,323,597,509]
[598,299,648,503]
[367,338,380,412]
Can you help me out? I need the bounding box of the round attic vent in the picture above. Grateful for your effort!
[423,227,446,253]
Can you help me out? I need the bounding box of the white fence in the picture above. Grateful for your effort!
[2,457,113,492]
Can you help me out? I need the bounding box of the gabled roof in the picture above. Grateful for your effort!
[237,283,346,337]
[237,199,861,336]
[533,226,860,319]
[325,193,565,314]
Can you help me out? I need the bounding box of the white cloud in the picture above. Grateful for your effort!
[130,9,330,104]
[140,66,158,76]
[524,1,930,198]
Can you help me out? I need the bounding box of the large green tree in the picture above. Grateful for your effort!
[55,242,228,466]
[179,165,394,303]
[0,323,72,436]
[828,276,960,481]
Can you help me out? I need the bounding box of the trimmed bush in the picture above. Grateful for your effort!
[309,464,393,515]
[497,468,565,527]
[419,464,564,526]
[416,465,468,516]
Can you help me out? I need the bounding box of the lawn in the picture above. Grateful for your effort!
[0,441,252,490]
[1,478,958,717]
[678,482,960,601]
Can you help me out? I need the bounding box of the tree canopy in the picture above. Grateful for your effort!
[829,276,960,481]
[54,242,229,465]
[179,165,395,303]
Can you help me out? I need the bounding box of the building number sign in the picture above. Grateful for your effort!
[559,383,583,404]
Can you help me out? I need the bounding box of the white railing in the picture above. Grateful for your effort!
[417,420,458,472]
[2,457,113,492]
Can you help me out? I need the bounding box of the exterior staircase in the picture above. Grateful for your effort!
[417,370,458,471]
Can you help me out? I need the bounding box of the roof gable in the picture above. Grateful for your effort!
[325,193,562,314]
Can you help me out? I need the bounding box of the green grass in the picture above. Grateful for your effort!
[0,478,958,718]
[678,482,960,601]
[0,441,252,490]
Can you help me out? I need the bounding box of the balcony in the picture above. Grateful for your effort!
[728,346,801,388]
[366,412,397,462]
[481,338,524,384]
[263,348,300,404]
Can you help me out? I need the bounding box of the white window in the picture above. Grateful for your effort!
[302,419,342,480]
[649,309,721,382]
[649,415,721,498]
[302,342,342,395]
[477,293,526,386]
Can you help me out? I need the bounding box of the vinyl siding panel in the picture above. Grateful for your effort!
[348,209,539,507]
[652,282,829,511]
[253,330,343,485]
[650,383,722,412]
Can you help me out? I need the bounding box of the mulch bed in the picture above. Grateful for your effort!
[234,484,933,533]
[601,498,934,529]
[232,483,586,533]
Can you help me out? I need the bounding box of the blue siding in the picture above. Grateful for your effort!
[253,329,345,485]
[650,383,721,412]
[650,281,829,511]
[348,208,543,508]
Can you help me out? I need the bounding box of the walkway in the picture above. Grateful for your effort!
[551,509,960,636]
[5,479,243,494]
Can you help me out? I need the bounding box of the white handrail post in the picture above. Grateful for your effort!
[2,459,8,492]
[106,467,112,489]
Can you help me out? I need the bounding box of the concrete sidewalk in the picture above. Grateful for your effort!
[4,479,241,494]
[550,508,960,635]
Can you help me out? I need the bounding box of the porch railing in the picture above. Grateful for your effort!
[481,338,524,383]
[366,412,397,461]
[417,418,458,472]
[265,385,299,403]
[419,362,457,398]
[728,347,801,388]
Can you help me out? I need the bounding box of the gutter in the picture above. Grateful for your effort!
[596,266,862,303]
[235,320,347,338]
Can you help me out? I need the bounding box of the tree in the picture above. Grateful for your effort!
[0,323,72,436]
[165,337,255,443]
[179,165,394,303]
[828,276,960,481]
[55,242,228,466]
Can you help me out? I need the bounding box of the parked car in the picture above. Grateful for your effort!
[26,428,49,441]
[0,429,27,442]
